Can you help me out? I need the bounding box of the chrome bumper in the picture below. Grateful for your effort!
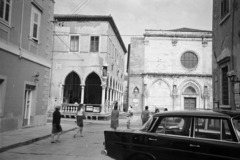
[101,149,107,156]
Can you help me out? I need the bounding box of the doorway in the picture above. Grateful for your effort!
[23,85,35,126]
[184,97,196,110]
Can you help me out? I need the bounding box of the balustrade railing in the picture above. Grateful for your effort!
[61,103,78,114]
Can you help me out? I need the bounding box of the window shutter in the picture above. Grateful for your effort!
[221,0,224,19]
[0,0,4,19]
[222,66,229,105]
[4,0,9,22]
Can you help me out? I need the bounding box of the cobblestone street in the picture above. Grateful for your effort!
[0,123,113,160]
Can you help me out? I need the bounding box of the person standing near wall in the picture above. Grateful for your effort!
[73,104,86,138]
[141,106,150,126]
[110,102,119,130]
[51,105,62,143]
[128,105,133,117]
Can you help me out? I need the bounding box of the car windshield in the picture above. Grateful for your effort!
[232,116,240,139]
[139,115,153,131]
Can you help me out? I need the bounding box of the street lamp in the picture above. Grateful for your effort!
[227,70,240,94]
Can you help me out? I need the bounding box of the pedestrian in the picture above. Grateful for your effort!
[128,105,133,117]
[51,105,62,143]
[126,113,131,129]
[141,106,150,126]
[73,104,86,138]
[110,102,119,130]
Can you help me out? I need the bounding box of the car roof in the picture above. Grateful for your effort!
[153,109,240,119]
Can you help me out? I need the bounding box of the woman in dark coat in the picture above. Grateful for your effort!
[51,105,62,143]
[110,102,119,130]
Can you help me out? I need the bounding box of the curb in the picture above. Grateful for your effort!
[0,127,77,153]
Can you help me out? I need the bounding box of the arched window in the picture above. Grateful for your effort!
[181,52,198,69]
[184,86,196,94]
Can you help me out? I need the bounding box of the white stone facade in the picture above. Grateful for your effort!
[129,28,213,113]
[50,15,126,113]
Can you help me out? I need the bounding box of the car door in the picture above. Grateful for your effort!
[145,116,196,160]
[189,117,240,160]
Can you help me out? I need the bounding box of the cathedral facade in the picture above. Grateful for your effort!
[128,28,213,113]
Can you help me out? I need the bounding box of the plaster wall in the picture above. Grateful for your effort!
[212,0,240,109]
[0,0,54,132]
[50,20,125,109]
[0,51,49,132]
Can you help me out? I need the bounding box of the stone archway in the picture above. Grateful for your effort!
[180,82,201,110]
[147,80,171,112]
[84,72,101,104]
[183,86,197,110]
[63,72,81,104]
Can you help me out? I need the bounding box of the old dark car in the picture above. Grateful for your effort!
[101,110,240,160]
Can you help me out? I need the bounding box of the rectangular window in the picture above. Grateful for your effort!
[30,6,41,42]
[70,35,79,52]
[195,117,233,141]
[90,36,99,52]
[221,0,229,20]
[222,66,229,105]
[108,39,111,55]
[0,0,11,24]
[115,49,117,62]
[111,44,114,59]
[155,116,191,137]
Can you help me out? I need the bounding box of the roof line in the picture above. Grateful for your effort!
[54,14,127,53]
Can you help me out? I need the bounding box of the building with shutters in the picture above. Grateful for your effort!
[128,28,213,113]
[50,15,127,116]
[0,0,54,132]
[212,0,240,110]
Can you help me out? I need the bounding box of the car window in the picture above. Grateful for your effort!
[155,116,191,137]
[232,116,240,140]
[139,115,156,132]
[194,117,233,141]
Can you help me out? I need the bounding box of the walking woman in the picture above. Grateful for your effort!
[51,105,62,143]
[110,102,119,130]
[73,104,86,138]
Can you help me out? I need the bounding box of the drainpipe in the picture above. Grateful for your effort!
[19,0,24,58]
[49,21,56,101]
[231,0,236,110]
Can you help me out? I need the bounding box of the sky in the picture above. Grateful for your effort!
[54,0,213,47]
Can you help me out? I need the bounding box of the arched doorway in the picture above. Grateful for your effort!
[63,72,81,104]
[183,86,197,110]
[84,72,101,104]
[147,80,171,112]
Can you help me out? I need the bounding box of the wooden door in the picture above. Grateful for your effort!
[184,98,196,110]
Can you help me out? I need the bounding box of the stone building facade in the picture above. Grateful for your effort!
[50,15,126,114]
[212,0,240,110]
[129,28,213,113]
[0,0,54,132]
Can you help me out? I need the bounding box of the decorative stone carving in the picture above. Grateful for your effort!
[202,40,208,47]
[171,85,179,99]
[172,39,177,46]
[144,40,149,45]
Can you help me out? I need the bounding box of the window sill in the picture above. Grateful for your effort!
[29,37,41,45]
[0,19,12,30]
[219,13,230,25]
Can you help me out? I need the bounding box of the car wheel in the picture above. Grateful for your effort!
[131,154,152,160]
